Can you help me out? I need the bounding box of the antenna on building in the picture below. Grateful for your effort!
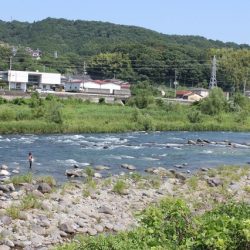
[54,51,58,59]
[209,55,217,89]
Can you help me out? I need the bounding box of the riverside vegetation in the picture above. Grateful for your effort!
[0,165,249,249]
[1,87,250,134]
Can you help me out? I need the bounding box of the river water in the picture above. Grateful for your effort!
[0,131,250,183]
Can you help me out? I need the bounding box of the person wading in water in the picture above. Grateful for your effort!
[28,152,33,168]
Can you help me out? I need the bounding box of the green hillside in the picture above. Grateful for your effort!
[0,18,249,90]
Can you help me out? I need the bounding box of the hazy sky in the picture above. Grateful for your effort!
[1,0,249,44]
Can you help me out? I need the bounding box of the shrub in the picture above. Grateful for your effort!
[99,97,105,104]
[85,167,94,179]
[6,205,20,219]
[8,173,33,185]
[0,107,15,121]
[46,101,63,124]
[36,175,56,186]
[20,194,42,210]
[199,87,228,115]
[187,110,202,123]
[11,98,26,105]
[112,180,127,194]
[0,97,7,105]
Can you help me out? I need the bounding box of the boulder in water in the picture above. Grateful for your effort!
[0,169,10,176]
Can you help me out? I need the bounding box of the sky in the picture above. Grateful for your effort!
[1,0,249,45]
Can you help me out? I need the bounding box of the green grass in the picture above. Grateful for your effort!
[6,205,20,219]
[1,97,250,134]
[112,180,127,194]
[36,175,57,186]
[7,172,33,185]
[20,193,42,210]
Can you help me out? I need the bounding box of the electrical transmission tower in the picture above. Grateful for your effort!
[209,55,217,89]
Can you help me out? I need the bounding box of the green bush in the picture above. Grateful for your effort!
[0,107,15,121]
[54,199,250,250]
[187,110,203,123]
[112,180,127,194]
[46,101,63,124]
[199,87,228,115]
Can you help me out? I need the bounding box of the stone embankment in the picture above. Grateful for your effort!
[0,164,249,249]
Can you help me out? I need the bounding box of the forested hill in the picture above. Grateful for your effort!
[0,18,249,91]
[0,18,248,54]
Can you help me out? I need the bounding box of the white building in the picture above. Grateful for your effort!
[64,80,84,92]
[3,70,61,92]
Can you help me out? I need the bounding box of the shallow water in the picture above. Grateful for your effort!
[0,131,250,183]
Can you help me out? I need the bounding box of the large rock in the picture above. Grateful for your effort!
[1,165,8,170]
[0,245,10,250]
[145,167,171,177]
[187,140,196,145]
[65,169,87,178]
[0,215,12,225]
[207,178,223,187]
[121,164,136,171]
[0,185,10,192]
[98,205,113,215]
[37,183,52,193]
[59,222,75,234]
[94,173,102,178]
[94,165,110,171]
[0,169,10,176]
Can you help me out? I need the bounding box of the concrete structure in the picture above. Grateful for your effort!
[64,79,84,92]
[182,93,203,102]
[190,88,209,98]
[2,70,61,92]
[65,78,131,95]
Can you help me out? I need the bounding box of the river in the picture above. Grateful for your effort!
[0,131,250,183]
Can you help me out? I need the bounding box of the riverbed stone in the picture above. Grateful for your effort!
[207,178,223,187]
[87,228,97,236]
[59,222,75,234]
[94,224,104,233]
[121,164,136,170]
[0,245,10,250]
[0,215,12,225]
[94,173,102,178]
[98,205,113,215]
[1,165,8,170]
[37,183,52,193]
[0,185,10,192]
[94,165,110,171]
[0,170,10,176]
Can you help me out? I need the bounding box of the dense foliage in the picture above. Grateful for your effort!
[0,87,250,133]
[55,198,250,250]
[0,18,249,89]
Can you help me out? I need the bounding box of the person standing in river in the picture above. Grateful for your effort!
[28,152,33,168]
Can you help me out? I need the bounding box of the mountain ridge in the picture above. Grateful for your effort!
[0,18,248,55]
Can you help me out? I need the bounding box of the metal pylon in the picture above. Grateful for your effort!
[209,55,217,89]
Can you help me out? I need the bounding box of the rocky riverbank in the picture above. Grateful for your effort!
[0,164,249,250]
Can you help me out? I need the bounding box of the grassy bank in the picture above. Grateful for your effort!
[1,92,250,134]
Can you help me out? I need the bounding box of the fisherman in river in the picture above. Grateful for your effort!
[28,152,33,168]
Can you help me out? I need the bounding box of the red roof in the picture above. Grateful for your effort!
[176,90,192,97]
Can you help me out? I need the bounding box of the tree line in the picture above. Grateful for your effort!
[0,18,249,91]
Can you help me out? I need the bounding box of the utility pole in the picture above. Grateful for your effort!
[83,61,87,83]
[173,69,178,97]
[209,55,217,89]
[244,70,249,95]
[8,57,12,90]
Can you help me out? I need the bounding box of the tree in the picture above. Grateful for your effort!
[199,87,228,115]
